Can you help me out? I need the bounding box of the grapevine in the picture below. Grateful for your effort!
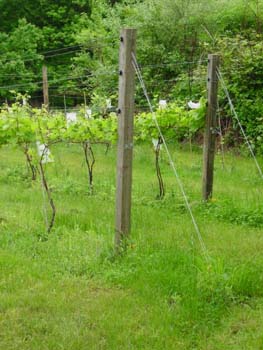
[0,97,206,232]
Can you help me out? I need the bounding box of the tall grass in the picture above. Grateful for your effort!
[1,143,263,349]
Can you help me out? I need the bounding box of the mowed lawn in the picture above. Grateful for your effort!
[1,143,263,349]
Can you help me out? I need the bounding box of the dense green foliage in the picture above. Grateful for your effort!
[0,97,205,149]
[0,0,262,148]
[217,34,263,152]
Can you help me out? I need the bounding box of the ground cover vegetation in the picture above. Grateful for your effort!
[1,142,263,349]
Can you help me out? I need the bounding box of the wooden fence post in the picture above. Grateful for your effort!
[42,65,49,109]
[63,94,67,115]
[115,28,137,248]
[202,54,220,201]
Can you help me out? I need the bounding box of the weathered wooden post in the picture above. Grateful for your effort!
[84,91,87,109]
[115,28,137,248]
[202,54,220,201]
[63,94,67,115]
[42,65,49,109]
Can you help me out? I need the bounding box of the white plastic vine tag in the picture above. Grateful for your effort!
[152,138,163,150]
[159,100,167,110]
[85,109,92,119]
[106,99,112,108]
[188,101,201,109]
[36,142,53,164]
[66,112,77,126]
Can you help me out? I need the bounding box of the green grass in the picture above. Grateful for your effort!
[1,143,263,349]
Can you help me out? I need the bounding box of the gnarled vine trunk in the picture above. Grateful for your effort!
[155,137,165,199]
[23,144,37,180]
[38,148,56,233]
[83,141,95,193]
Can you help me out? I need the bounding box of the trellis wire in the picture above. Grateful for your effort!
[132,52,209,261]
[140,59,208,69]
[217,101,226,169]
[0,69,118,90]
[1,36,120,64]
[217,69,263,179]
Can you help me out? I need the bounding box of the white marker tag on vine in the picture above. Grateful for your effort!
[106,99,112,108]
[85,109,92,119]
[36,142,53,164]
[66,112,77,126]
[188,101,201,109]
[159,100,167,110]
[152,138,162,150]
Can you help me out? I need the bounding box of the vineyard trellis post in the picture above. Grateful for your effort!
[202,54,220,201]
[115,28,137,248]
[42,65,49,109]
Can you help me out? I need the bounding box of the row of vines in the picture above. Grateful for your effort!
[0,95,206,232]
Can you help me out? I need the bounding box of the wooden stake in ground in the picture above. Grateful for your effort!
[115,28,137,248]
[202,54,220,201]
[42,65,49,109]
[63,94,67,115]
[84,91,87,110]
